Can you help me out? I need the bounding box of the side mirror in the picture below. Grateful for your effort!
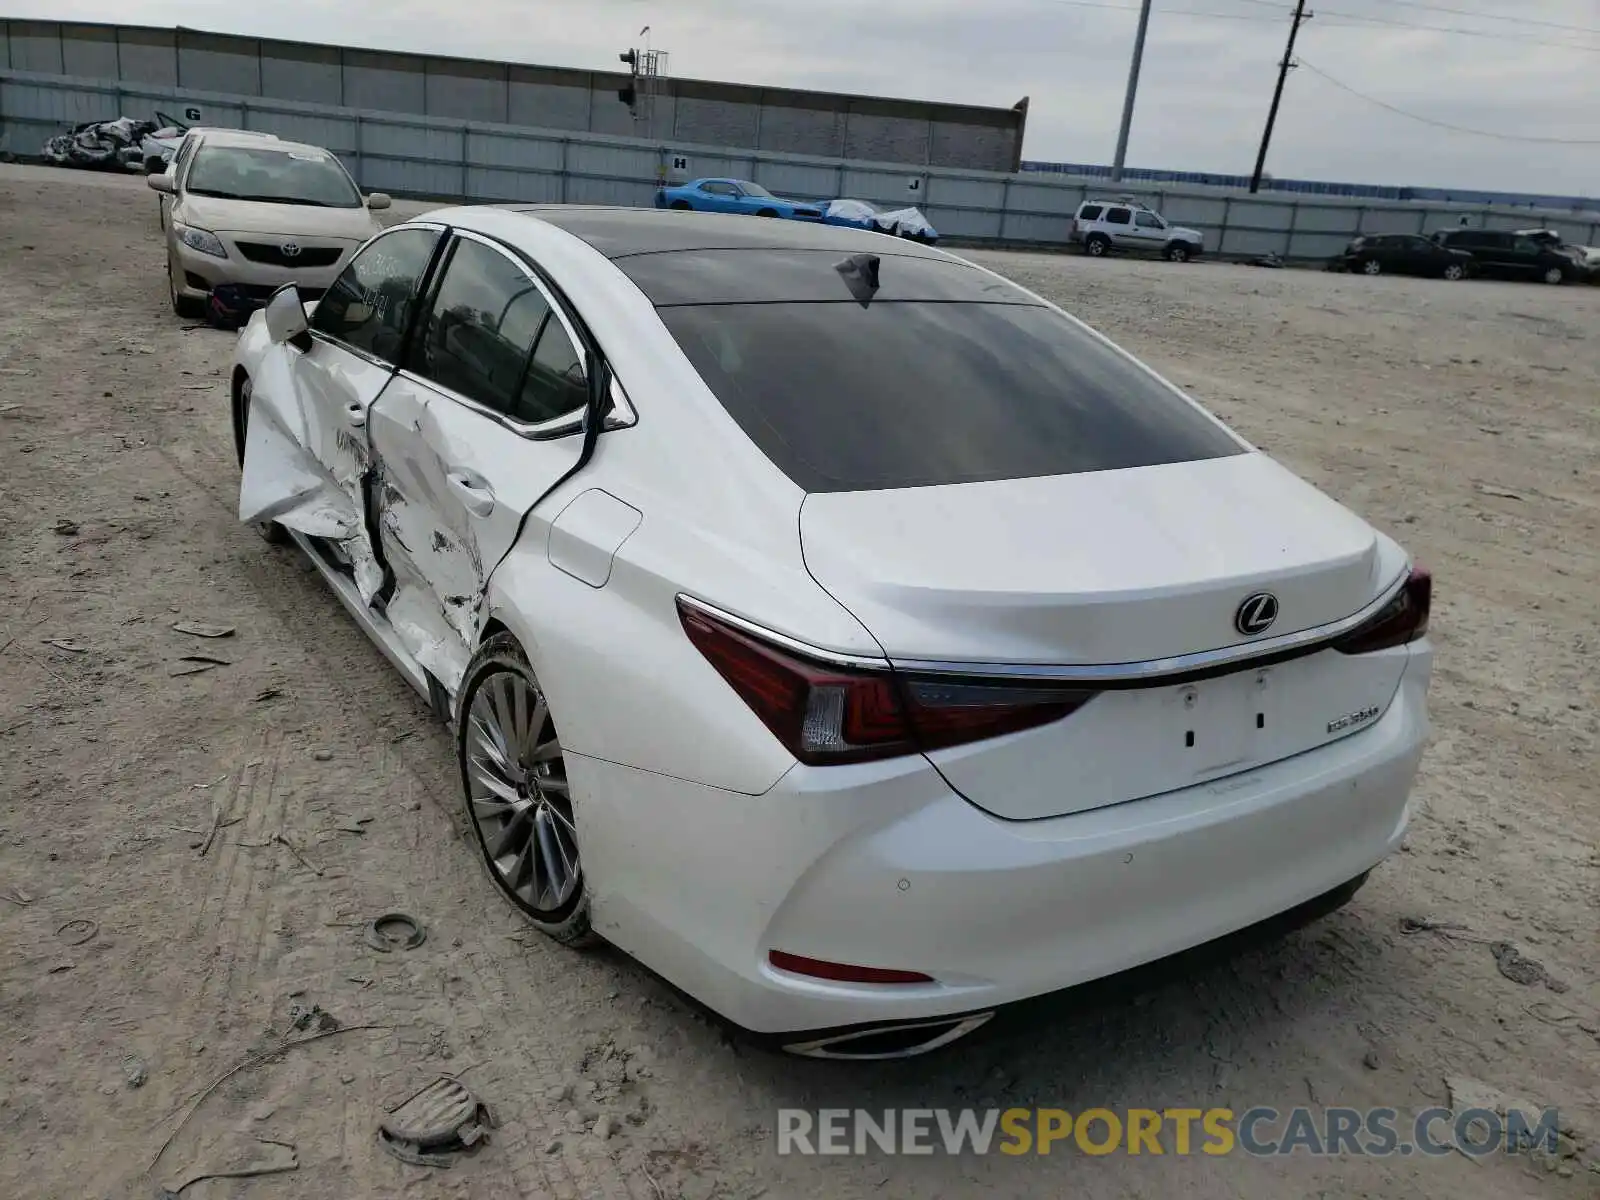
[147,173,175,195]
[366,193,392,211]
[264,285,309,345]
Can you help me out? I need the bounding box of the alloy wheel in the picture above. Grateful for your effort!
[1543,266,1564,285]
[1363,259,1382,276]
[1444,264,1464,281]
[464,671,581,917]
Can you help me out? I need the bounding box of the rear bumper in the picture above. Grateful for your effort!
[578,648,1431,1037]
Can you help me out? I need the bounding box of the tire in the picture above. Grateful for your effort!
[669,200,692,211]
[1442,263,1466,282]
[1362,258,1383,276]
[232,374,289,545]
[1542,265,1566,285]
[1165,241,1192,263]
[756,208,778,218]
[169,259,206,319]
[458,633,594,947]
[1085,234,1111,257]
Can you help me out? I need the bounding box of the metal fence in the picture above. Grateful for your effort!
[5,69,1599,260]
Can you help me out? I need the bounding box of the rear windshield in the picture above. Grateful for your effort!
[660,302,1243,492]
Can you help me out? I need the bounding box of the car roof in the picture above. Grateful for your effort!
[191,130,305,151]
[498,205,949,261]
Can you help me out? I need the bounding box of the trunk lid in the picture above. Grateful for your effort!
[800,454,1411,819]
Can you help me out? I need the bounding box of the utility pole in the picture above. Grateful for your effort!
[1249,0,1310,194]
[1110,0,1153,183]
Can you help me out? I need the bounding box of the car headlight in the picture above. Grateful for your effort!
[175,224,227,258]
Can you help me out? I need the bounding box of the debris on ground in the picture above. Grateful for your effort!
[171,621,236,639]
[157,1138,299,1198]
[1475,484,1524,501]
[52,519,79,536]
[289,1002,341,1033]
[45,638,88,653]
[0,887,34,906]
[274,833,323,877]
[1251,253,1286,268]
[366,913,427,953]
[123,1054,148,1088]
[254,688,283,702]
[312,749,334,762]
[148,1025,391,1177]
[378,1076,495,1168]
[1490,942,1568,992]
[56,918,98,946]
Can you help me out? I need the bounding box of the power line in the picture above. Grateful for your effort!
[1034,0,1295,22]
[1296,57,1600,144]
[1333,0,1600,36]
[1314,8,1600,52]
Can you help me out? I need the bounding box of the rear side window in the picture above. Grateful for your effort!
[661,301,1242,492]
[410,237,587,425]
[1078,204,1104,220]
[311,227,440,363]
[1105,207,1132,225]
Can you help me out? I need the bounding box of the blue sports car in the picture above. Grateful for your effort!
[654,178,823,220]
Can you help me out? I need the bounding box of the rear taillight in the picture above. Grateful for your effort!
[678,600,1093,765]
[769,951,932,985]
[1333,566,1431,655]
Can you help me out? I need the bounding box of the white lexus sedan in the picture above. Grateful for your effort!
[231,208,1433,1059]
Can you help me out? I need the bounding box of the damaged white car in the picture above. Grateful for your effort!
[232,207,1432,1058]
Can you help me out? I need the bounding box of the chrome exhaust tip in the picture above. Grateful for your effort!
[782,1012,994,1060]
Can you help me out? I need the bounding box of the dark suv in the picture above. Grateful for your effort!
[1332,233,1475,280]
[1432,229,1579,285]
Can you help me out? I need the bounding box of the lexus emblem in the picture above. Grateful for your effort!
[1235,592,1279,636]
[280,241,301,258]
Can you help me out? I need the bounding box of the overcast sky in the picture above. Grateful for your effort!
[18,0,1600,195]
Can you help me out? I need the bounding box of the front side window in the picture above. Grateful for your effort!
[661,300,1242,493]
[186,145,363,208]
[410,238,587,425]
[310,227,441,362]
[1105,207,1132,225]
[701,182,736,196]
[1134,211,1163,229]
[740,182,775,198]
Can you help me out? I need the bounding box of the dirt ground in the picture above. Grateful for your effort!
[0,164,1595,1200]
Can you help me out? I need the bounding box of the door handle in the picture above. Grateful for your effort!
[447,470,496,517]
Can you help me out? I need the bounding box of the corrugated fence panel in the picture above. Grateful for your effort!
[1290,232,1357,260]
[1218,226,1287,257]
[924,204,1002,239]
[360,118,462,163]
[1227,199,1295,232]
[928,175,1005,210]
[1358,208,1427,234]
[362,156,462,197]
[566,141,658,180]
[1159,195,1229,225]
[467,166,563,203]
[564,176,658,207]
[840,168,918,200]
[755,162,839,199]
[246,109,357,152]
[1295,204,1362,234]
[468,131,564,172]
[1006,182,1082,216]
[0,24,10,71]
[4,78,119,125]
